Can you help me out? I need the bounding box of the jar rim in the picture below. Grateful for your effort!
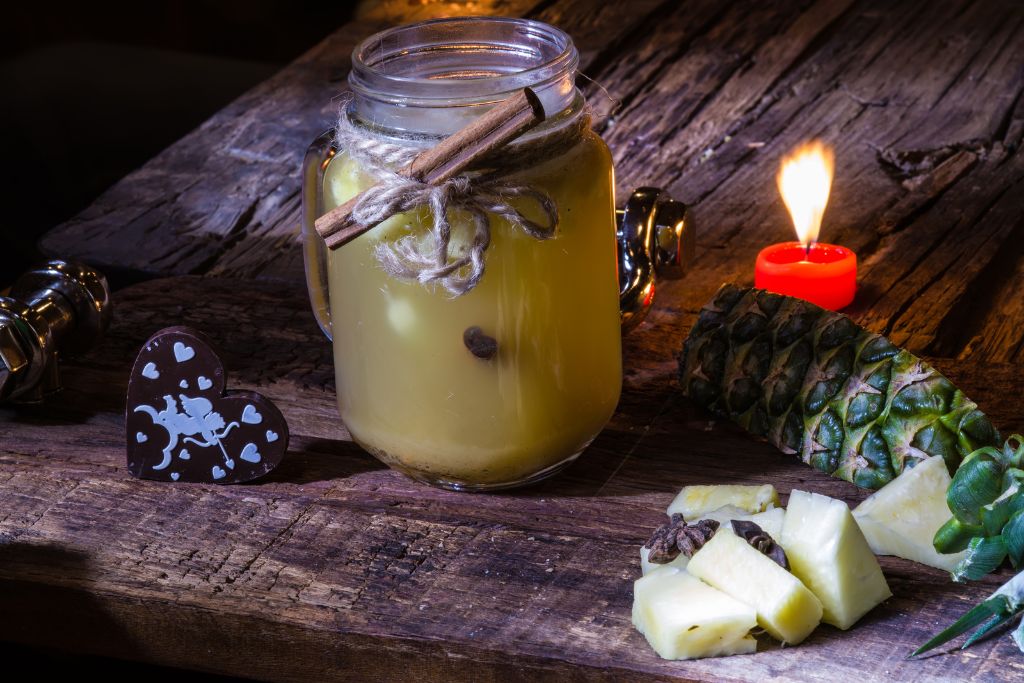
[349,17,579,108]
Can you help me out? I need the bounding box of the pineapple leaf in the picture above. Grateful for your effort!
[1002,509,1024,569]
[911,598,1007,656]
[913,571,1024,656]
[951,536,1007,583]
[961,612,1017,649]
[947,451,1004,525]
[1002,435,1024,469]
[980,484,1024,537]
[933,516,984,554]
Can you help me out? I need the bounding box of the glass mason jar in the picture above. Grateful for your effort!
[302,17,622,490]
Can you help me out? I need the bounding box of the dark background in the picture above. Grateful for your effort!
[1,2,359,677]
[0,1,359,286]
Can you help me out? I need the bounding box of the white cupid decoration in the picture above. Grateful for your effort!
[133,393,252,472]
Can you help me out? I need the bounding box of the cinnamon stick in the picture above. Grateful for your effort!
[315,87,546,251]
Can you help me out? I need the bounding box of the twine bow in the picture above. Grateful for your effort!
[334,107,567,296]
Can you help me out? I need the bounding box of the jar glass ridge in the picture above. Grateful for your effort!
[348,17,580,135]
[302,17,622,491]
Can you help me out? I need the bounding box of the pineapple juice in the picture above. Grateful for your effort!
[322,130,622,487]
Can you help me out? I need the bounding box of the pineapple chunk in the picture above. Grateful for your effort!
[747,507,786,540]
[781,490,892,629]
[632,566,757,659]
[688,530,822,644]
[697,506,786,540]
[852,455,967,571]
[668,484,779,520]
[694,505,749,526]
[640,545,689,575]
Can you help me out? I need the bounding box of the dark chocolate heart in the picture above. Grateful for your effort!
[126,326,289,484]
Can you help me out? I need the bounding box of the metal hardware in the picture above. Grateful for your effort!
[0,260,112,403]
[617,187,695,332]
[303,130,695,339]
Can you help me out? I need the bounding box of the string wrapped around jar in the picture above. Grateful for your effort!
[332,102,591,295]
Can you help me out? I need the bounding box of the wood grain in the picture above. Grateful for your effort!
[1,276,1023,682]
[18,0,1024,679]
[38,0,1024,363]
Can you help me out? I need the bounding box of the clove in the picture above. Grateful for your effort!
[464,326,498,360]
[730,520,789,569]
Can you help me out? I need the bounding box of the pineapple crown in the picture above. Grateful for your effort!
[934,435,1024,581]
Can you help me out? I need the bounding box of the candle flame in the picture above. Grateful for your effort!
[777,140,834,248]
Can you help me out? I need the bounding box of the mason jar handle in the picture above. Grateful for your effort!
[302,132,696,340]
[301,131,336,341]
[616,188,695,332]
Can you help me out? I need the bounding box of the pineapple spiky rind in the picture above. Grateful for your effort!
[680,284,1000,489]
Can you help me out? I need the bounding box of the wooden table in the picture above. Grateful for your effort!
[5,1,1024,680]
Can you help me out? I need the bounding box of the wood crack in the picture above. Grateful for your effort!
[590,1,736,131]
[877,162,1024,340]
[930,194,1024,358]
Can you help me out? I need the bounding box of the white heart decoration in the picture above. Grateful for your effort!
[130,327,290,486]
[241,405,262,424]
[173,342,195,363]
[240,443,261,463]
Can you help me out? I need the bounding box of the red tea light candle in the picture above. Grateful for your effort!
[756,139,857,310]
[755,242,856,310]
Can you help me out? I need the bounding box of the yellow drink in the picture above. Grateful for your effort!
[321,130,622,487]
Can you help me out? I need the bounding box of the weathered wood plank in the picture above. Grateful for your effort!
[39,1,1024,364]
[596,0,859,196]
[607,0,1024,361]
[36,0,658,284]
[205,0,672,284]
[2,276,1023,681]
[37,0,542,281]
[955,253,1024,363]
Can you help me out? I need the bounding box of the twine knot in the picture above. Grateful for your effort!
[334,105,584,296]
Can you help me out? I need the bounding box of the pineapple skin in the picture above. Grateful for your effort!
[632,566,758,660]
[853,455,966,571]
[781,490,892,630]
[688,529,823,644]
[680,285,1000,489]
[667,484,779,519]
